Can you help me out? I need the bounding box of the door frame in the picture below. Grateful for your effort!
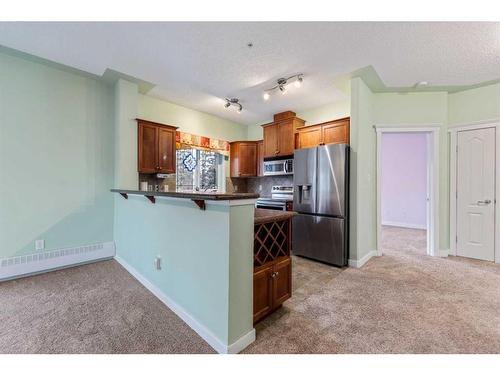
[448,120,500,263]
[375,125,440,257]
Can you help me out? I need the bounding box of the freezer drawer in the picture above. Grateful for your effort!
[292,214,347,266]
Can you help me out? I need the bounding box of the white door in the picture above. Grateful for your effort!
[457,127,496,261]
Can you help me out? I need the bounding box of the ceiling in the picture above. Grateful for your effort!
[0,22,499,125]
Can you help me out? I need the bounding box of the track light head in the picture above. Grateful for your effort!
[224,98,243,112]
[264,74,303,100]
[294,75,303,88]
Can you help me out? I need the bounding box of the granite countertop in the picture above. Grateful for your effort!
[111,189,259,201]
[254,208,296,225]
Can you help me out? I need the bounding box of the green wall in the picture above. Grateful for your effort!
[114,79,139,190]
[349,78,375,260]
[448,82,500,125]
[0,51,115,258]
[138,94,247,141]
[350,79,500,259]
[113,195,254,349]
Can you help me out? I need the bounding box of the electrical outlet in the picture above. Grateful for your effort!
[259,185,262,191]
[154,256,161,270]
[234,185,238,192]
[35,239,45,251]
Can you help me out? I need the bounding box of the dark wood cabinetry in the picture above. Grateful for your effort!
[230,141,258,177]
[262,111,305,158]
[296,117,350,149]
[138,119,178,174]
[253,265,274,321]
[257,140,264,177]
[253,257,292,323]
[253,215,293,323]
[273,257,292,306]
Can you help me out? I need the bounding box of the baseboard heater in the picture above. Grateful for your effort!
[0,242,115,282]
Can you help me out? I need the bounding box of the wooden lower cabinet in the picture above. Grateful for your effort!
[273,257,292,306]
[253,256,292,323]
[253,265,274,322]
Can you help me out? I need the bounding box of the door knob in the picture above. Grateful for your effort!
[477,199,492,205]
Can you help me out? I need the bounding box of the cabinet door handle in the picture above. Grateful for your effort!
[271,271,279,278]
[477,199,492,205]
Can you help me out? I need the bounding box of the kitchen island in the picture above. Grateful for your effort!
[253,208,296,323]
[112,189,258,354]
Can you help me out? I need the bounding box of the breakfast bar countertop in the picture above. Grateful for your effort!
[111,189,259,201]
[254,208,296,225]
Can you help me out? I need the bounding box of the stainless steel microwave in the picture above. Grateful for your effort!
[263,159,293,176]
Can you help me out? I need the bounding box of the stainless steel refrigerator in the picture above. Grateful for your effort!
[293,144,349,266]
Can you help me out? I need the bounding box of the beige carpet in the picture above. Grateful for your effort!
[1,226,499,354]
[0,260,214,353]
[243,226,500,353]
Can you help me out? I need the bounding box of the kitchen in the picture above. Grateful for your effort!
[2,21,499,360]
[115,108,350,332]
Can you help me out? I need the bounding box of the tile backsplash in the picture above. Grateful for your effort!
[139,173,292,197]
[246,175,293,197]
[139,173,176,192]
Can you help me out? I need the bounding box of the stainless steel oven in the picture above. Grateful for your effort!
[263,159,293,176]
[255,199,287,211]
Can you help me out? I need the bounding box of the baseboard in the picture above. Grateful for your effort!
[0,242,115,282]
[348,250,377,268]
[437,249,449,257]
[227,329,256,354]
[115,255,254,354]
[382,221,426,230]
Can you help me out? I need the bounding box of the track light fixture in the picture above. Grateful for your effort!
[224,98,242,113]
[263,74,304,100]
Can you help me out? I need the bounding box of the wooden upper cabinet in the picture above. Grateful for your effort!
[297,125,322,149]
[138,123,158,173]
[263,123,279,158]
[230,141,257,177]
[262,111,305,158]
[296,117,350,149]
[278,120,295,156]
[322,118,350,145]
[137,119,178,174]
[157,127,176,173]
[257,140,264,177]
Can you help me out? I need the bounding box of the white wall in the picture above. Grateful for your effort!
[381,133,428,230]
